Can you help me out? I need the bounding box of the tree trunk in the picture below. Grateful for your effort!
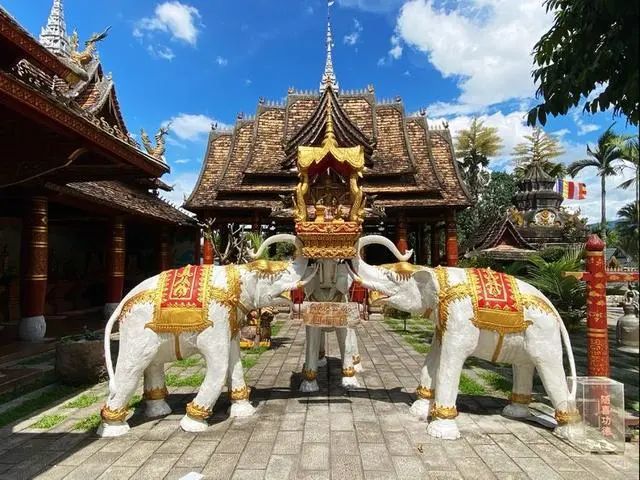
[601,175,607,244]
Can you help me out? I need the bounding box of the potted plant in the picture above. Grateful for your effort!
[56,326,109,385]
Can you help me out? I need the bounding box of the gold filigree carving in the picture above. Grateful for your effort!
[521,294,557,318]
[186,401,211,420]
[510,392,532,405]
[244,260,290,277]
[342,367,356,377]
[302,367,317,381]
[431,404,458,420]
[229,385,251,402]
[379,262,424,281]
[144,386,168,401]
[554,409,581,425]
[416,386,435,400]
[100,404,128,424]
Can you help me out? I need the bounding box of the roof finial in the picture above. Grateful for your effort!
[320,0,338,93]
[39,0,70,57]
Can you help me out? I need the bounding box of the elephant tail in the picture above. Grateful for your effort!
[557,308,577,400]
[104,300,125,393]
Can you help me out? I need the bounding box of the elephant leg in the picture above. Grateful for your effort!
[227,335,255,417]
[527,341,579,437]
[143,361,171,418]
[347,328,363,373]
[180,326,230,433]
[337,327,360,389]
[318,329,327,367]
[301,325,321,392]
[410,334,441,420]
[427,332,476,440]
[502,362,535,419]
[98,331,159,437]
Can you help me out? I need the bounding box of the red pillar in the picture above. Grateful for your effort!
[395,214,409,255]
[105,217,125,312]
[158,226,171,272]
[445,212,459,267]
[585,234,609,377]
[19,196,48,341]
[430,223,440,267]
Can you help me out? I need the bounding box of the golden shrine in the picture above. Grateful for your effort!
[293,92,364,259]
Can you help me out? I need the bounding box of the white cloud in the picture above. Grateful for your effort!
[389,35,402,59]
[395,0,553,112]
[337,0,404,12]
[343,19,363,46]
[245,79,252,86]
[146,44,175,60]
[377,56,387,67]
[134,1,201,46]
[553,128,570,138]
[161,172,199,208]
[216,56,228,66]
[165,113,229,141]
[174,158,191,164]
[572,109,600,136]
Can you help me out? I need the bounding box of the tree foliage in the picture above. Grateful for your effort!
[528,0,639,126]
[512,127,565,179]
[457,171,517,246]
[615,201,639,260]
[454,118,503,199]
[568,126,627,241]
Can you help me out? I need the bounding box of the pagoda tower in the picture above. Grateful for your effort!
[39,0,70,57]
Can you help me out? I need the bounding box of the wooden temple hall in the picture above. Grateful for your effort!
[185,19,471,264]
[0,2,195,344]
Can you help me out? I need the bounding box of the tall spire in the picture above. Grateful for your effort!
[39,0,70,57]
[320,1,338,93]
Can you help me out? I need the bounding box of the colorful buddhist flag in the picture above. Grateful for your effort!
[556,179,587,200]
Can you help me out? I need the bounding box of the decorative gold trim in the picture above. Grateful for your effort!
[352,355,361,365]
[521,294,557,318]
[144,386,168,401]
[415,386,435,400]
[186,401,211,420]
[229,385,251,402]
[554,409,581,425]
[342,366,356,377]
[509,392,532,405]
[100,404,128,424]
[302,367,317,381]
[431,404,458,420]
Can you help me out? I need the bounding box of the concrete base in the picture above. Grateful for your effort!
[368,313,384,321]
[18,315,46,342]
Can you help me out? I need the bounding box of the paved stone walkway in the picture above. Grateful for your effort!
[0,318,638,480]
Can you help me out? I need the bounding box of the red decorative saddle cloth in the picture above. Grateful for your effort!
[467,268,528,334]
[147,264,214,333]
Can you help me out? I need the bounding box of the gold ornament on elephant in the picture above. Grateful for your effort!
[431,404,458,420]
[229,385,251,402]
[302,367,317,381]
[509,392,532,405]
[100,405,128,424]
[342,366,356,377]
[143,386,168,401]
[554,409,581,425]
[415,385,435,400]
[186,401,211,420]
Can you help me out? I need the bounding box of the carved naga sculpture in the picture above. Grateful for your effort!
[70,27,111,67]
[141,125,170,160]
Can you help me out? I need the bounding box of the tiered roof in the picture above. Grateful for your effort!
[0,2,192,226]
[186,86,471,219]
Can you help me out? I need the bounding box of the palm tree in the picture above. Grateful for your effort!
[512,127,565,179]
[617,137,639,230]
[454,117,503,199]
[567,125,626,243]
[615,201,639,260]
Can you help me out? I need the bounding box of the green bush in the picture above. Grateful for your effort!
[525,250,586,329]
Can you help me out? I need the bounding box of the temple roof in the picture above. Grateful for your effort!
[185,86,472,217]
[465,215,536,260]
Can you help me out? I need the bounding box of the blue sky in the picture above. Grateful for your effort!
[2,0,636,222]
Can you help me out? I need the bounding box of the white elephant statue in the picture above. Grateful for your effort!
[98,234,317,437]
[348,235,579,441]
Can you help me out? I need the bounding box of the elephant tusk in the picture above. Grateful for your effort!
[355,235,413,262]
[297,263,319,287]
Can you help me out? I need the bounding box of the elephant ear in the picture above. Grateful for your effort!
[411,269,436,289]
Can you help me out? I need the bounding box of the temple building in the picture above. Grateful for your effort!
[466,162,588,260]
[0,1,194,346]
[185,19,472,265]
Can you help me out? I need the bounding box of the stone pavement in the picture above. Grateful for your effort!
[0,318,638,480]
